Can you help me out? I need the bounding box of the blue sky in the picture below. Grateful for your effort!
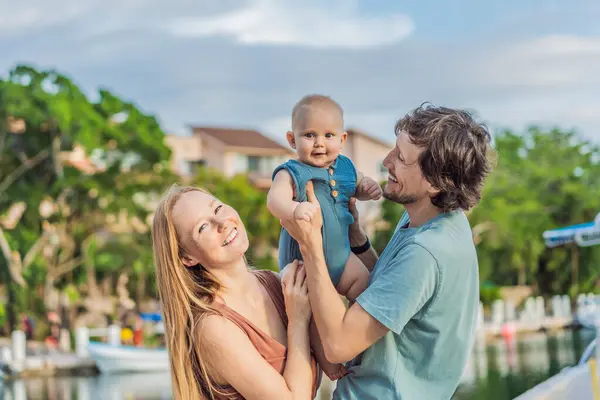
[1,0,599,145]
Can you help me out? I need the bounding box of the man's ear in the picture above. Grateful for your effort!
[426,183,441,199]
[286,131,296,149]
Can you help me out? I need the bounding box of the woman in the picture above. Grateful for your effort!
[151,185,319,400]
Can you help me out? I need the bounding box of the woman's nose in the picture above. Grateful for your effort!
[216,216,229,233]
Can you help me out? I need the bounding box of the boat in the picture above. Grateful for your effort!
[87,342,169,374]
[542,212,600,248]
[515,340,599,399]
[520,215,600,398]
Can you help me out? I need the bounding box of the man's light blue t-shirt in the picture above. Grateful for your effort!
[334,210,479,400]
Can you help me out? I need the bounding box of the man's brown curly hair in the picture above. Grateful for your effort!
[395,103,494,212]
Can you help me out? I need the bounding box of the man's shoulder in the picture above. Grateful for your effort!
[413,211,475,262]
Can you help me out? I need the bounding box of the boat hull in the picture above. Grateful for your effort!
[88,342,169,374]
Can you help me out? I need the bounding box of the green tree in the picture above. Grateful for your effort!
[0,65,173,330]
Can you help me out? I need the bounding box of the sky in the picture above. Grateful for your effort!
[1,0,599,145]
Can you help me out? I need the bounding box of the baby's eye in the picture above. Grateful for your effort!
[304,133,314,138]
[325,133,334,138]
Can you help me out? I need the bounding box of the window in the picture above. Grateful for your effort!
[181,159,205,176]
[248,156,261,172]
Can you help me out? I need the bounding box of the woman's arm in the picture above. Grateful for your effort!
[200,312,313,400]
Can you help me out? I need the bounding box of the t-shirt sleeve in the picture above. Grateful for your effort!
[356,244,438,335]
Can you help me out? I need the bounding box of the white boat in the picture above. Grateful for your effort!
[515,340,599,399]
[87,342,169,374]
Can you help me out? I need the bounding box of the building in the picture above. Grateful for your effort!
[165,125,394,233]
[342,128,394,234]
[343,128,392,183]
[165,127,294,190]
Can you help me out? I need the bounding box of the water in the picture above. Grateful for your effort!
[1,329,595,400]
[454,328,595,399]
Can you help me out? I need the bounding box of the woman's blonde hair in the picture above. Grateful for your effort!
[151,184,224,399]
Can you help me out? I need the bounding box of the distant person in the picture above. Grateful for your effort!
[280,104,494,399]
[152,185,320,399]
[45,322,60,351]
[20,313,34,340]
[133,314,144,347]
[267,94,382,379]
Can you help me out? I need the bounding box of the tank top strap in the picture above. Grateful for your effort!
[253,269,288,326]
[208,304,255,337]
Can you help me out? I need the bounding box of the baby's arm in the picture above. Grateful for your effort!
[354,170,383,201]
[267,170,298,220]
[268,170,319,222]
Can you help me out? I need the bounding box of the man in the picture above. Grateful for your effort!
[280,104,493,399]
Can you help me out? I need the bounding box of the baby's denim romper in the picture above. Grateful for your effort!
[273,155,357,286]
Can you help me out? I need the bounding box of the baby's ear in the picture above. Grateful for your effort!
[341,131,348,145]
[286,131,296,149]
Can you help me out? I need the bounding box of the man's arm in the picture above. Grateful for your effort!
[348,197,378,271]
[280,182,437,364]
[298,239,388,363]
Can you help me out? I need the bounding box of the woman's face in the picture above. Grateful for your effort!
[171,191,249,269]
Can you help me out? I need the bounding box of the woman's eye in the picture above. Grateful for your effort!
[215,205,222,214]
[199,223,208,233]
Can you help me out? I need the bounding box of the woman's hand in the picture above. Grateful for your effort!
[282,260,312,327]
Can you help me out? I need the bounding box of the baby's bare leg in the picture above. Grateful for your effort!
[309,318,348,380]
[336,252,370,302]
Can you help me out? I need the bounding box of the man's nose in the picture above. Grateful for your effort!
[383,150,394,170]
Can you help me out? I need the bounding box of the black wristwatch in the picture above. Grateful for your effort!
[351,236,371,255]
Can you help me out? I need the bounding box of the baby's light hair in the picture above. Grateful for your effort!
[291,94,344,131]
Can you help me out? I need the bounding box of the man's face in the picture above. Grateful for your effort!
[382,131,433,205]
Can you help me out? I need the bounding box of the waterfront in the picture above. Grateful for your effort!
[0,328,595,400]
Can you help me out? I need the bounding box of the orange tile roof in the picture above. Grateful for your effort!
[191,126,289,151]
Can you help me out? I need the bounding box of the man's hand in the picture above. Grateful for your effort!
[356,177,382,201]
[280,181,323,249]
[293,201,319,222]
[348,197,368,247]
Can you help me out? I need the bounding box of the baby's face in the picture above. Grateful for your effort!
[289,107,347,168]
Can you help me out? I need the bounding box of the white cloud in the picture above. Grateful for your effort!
[1,2,598,146]
[0,1,91,34]
[477,35,600,89]
[166,0,414,48]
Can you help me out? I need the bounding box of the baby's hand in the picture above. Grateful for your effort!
[359,177,383,200]
[294,201,319,222]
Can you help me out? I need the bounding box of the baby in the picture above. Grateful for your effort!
[267,94,382,378]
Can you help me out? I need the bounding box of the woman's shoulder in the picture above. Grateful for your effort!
[197,313,249,349]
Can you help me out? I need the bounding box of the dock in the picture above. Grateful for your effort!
[0,326,121,380]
